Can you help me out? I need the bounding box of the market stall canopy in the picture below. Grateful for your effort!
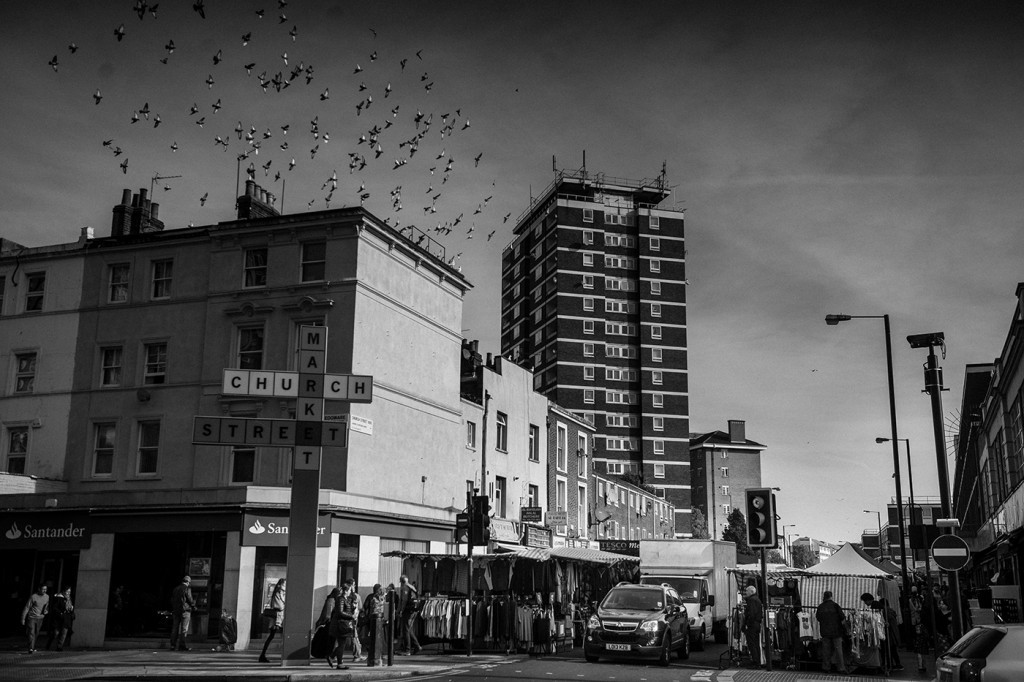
[805,542,896,577]
[381,546,638,567]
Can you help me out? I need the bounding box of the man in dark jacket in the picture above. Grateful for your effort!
[170,576,195,651]
[743,585,763,668]
[816,591,847,674]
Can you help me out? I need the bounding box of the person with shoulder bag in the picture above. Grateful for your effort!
[314,587,341,667]
[259,579,286,663]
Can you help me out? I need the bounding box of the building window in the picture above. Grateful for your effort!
[651,281,662,295]
[557,424,568,472]
[583,389,595,404]
[654,440,665,455]
[582,275,594,289]
[583,343,595,357]
[244,248,268,287]
[109,263,131,303]
[650,215,660,229]
[607,462,624,475]
[650,237,661,251]
[466,421,477,448]
[301,241,326,282]
[650,259,661,273]
[654,463,665,479]
[93,422,116,476]
[136,421,160,475]
[495,412,508,451]
[583,297,594,311]
[584,366,595,381]
[578,484,587,534]
[651,303,662,317]
[583,208,594,223]
[528,484,539,508]
[14,352,37,393]
[25,272,45,312]
[652,348,663,363]
[238,326,265,369]
[583,320,595,335]
[151,260,173,299]
[231,447,256,483]
[720,485,730,495]
[653,393,664,408]
[529,424,540,462]
[651,325,662,340]
[583,253,594,267]
[578,434,588,478]
[6,426,28,475]
[655,486,666,499]
[652,370,663,385]
[722,504,731,515]
[100,347,123,387]
[653,416,664,431]
[495,476,507,518]
[143,342,167,384]
[720,466,729,477]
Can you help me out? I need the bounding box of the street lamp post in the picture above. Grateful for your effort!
[863,510,883,559]
[826,313,910,594]
[876,437,925,574]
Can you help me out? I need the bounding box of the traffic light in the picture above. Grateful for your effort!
[745,488,777,548]
[470,494,490,547]
[455,512,470,543]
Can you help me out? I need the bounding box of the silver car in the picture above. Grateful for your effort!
[937,625,1024,681]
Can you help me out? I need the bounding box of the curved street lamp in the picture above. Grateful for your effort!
[825,313,910,594]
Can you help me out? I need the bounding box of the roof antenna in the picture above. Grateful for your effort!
[552,154,557,173]
[660,161,667,189]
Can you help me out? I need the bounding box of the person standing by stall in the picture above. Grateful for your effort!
[742,585,763,668]
[816,591,847,674]
[363,583,388,666]
[396,575,421,655]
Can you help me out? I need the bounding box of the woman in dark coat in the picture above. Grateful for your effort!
[259,579,286,663]
[315,587,342,667]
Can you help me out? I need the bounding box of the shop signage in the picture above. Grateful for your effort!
[0,512,92,550]
[599,540,640,556]
[525,525,550,548]
[242,512,331,547]
[489,518,519,543]
[546,510,568,527]
[520,507,542,523]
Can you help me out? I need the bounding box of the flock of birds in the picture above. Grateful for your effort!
[46,0,512,269]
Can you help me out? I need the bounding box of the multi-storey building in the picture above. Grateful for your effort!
[0,182,474,646]
[500,169,690,533]
[689,420,765,538]
[546,404,596,548]
[592,472,677,546]
[953,282,1024,622]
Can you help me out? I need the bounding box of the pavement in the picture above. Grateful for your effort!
[0,639,939,681]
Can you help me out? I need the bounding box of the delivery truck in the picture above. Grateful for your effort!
[638,539,736,649]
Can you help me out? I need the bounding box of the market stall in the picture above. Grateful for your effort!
[728,543,900,673]
[382,546,639,655]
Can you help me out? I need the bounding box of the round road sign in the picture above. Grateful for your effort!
[931,534,970,571]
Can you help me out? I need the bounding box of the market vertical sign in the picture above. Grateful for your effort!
[0,512,92,550]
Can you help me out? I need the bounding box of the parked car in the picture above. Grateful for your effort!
[937,624,1024,681]
[584,582,690,666]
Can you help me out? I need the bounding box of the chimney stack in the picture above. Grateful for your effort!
[728,420,746,443]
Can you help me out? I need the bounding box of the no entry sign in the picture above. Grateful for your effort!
[931,534,970,571]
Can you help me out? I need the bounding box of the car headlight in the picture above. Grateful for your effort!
[639,619,662,632]
[588,615,601,630]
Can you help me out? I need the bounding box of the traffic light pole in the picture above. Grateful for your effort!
[466,490,474,657]
[760,547,771,672]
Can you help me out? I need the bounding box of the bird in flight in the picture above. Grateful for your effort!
[115,23,126,41]
[200,191,209,205]
[48,55,58,72]
[213,49,223,65]
[120,158,129,174]
[102,139,113,147]
[244,62,255,75]
[242,32,251,46]
[193,0,206,19]
[189,103,199,115]
[68,42,78,53]
[474,153,482,167]
[165,40,175,54]
[353,63,362,74]
[171,142,178,152]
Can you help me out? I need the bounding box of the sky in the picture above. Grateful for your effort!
[3,1,1023,547]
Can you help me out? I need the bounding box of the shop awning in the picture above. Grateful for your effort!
[382,545,638,566]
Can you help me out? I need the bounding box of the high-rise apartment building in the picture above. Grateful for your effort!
[500,169,689,533]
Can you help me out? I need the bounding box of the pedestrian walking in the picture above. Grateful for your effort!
[259,578,286,663]
[742,585,763,668]
[908,586,932,675]
[315,587,342,668]
[396,575,421,655]
[46,586,75,651]
[332,579,363,663]
[170,576,195,651]
[364,583,388,666]
[816,590,847,674]
[21,584,49,654]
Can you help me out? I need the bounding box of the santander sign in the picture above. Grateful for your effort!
[5,520,86,541]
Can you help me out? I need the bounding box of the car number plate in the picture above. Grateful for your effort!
[606,643,630,651]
